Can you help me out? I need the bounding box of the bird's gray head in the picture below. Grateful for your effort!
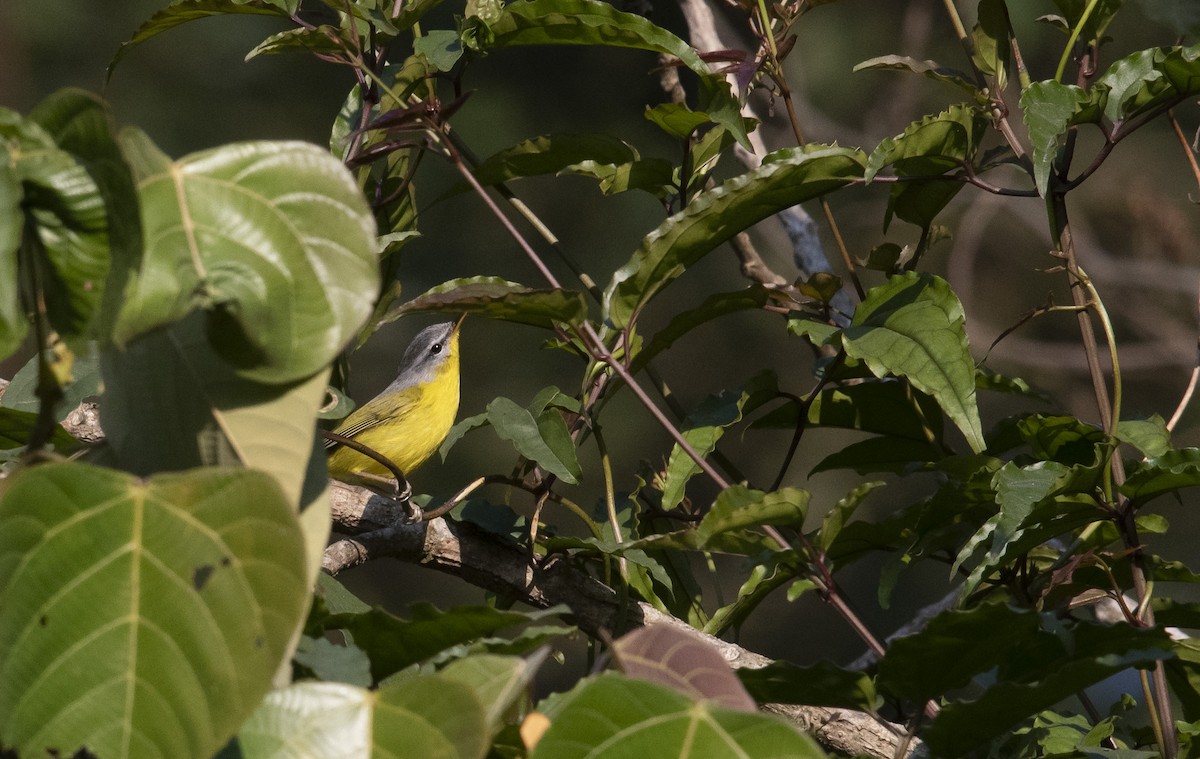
[387,321,458,392]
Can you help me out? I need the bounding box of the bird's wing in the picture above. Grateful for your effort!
[323,391,418,449]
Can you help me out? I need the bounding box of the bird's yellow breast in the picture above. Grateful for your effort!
[326,343,460,479]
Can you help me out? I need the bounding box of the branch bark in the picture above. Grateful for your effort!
[327,481,923,759]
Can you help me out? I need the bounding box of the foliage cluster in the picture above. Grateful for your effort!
[4,0,1200,757]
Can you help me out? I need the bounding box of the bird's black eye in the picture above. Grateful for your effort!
[430,342,443,355]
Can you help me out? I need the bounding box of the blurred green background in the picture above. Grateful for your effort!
[5,0,1200,684]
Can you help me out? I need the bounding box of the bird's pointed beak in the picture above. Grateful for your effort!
[453,313,467,334]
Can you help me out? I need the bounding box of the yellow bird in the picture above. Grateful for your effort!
[326,317,463,481]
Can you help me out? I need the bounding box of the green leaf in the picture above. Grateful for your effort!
[878,604,1173,756]
[866,105,987,229]
[951,460,1071,593]
[852,55,977,94]
[240,674,489,759]
[114,131,379,384]
[474,133,639,185]
[919,616,1172,756]
[99,313,329,510]
[321,603,542,683]
[239,681,373,758]
[630,485,807,553]
[1019,80,1103,196]
[561,157,677,197]
[1053,0,1125,40]
[631,286,770,373]
[440,654,540,736]
[1121,448,1200,506]
[381,276,587,329]
[811,435,945,475]
[109,0,293,77]
[0,463,308,759]
[1115,414,1171,457]
[753,379,945,444]
[0,157,22,360]
[245,25,347,60]
[841,273,984,452]
[738,659,880,711]
[294,635,372,687]
[604,145,865,328]
[413,29,464,72]
[660,372,777,510]
[373,673,489,759]
[0,348,101,421]
[816,481,886,552]
[487,396,582,484]
[644,103,713,139]
[973,0,1013,89]
[8,90,137,348]
[0,408,83,454]
[530,672,826,759]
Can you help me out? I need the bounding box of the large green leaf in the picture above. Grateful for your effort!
[114,131,379,384]
[100,313,327,509]
[530,672,827,758]
[611,624,757,712]
[2,92,131,348]
[841,273,984,452]
[0,348,101,422]
[380,276,587,329]
[0,463,308,758]
[604,145,865,328]
[29,89,143,343]
[240,674,489,759]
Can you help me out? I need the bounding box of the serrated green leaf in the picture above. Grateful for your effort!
[1115,414,1171,458]
[474,133,639,185]
[1019,80,1103,196]
[0,463,308,759]
[530,672,826,759]
[1121,448,1200,506]
[973,0,1013,89]
[382,276,587,329]
[644,103,712,139]
[488,397,581,483]
[604,145,865,328]
[841,273,984,452]
[245,25,346,60]
[114,132,379,384]
[660,372,777,510]
[626,485,807,554]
